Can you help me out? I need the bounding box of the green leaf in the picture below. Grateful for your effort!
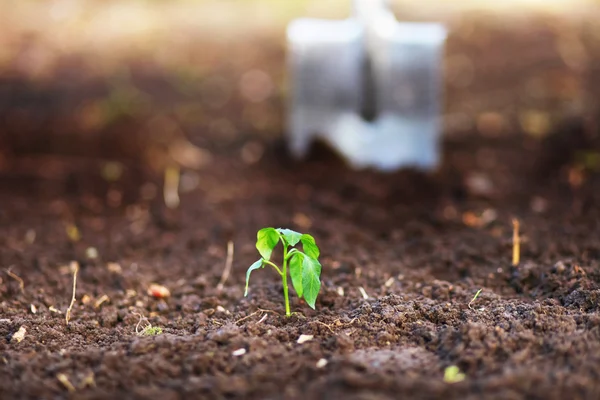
[301,255,322,309]
[288,252,304,298]
[244,259,264,296]
[256,227,279,260]
[301,234,320,259]
[277,228,302,246]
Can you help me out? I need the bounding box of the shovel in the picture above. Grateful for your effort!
[286,0,447,171]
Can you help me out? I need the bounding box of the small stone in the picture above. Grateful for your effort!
[297,334,314,344]
[316,358,328,368]
[232,348,246,356]
[11,326,26,343]
[148,284,170,299]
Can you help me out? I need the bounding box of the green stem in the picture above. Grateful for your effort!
[282,245,291,317]
[285,248,299,260]
[262,260,283,276]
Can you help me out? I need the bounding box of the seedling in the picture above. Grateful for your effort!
[134,312,163,336]
[140,326,163,336]
[245,228,322,317]
[468,289,483,310]
[443,365,465,383]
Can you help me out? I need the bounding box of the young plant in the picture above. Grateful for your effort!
[245,228,322,317]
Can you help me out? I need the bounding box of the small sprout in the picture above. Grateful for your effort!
[30,304,37,314]
[512,218,520,266]
[148,283,171,299]
[134,312,163,336]
[316,358,328,368]
[232,348,247,357]
[65,261,79,326]
[245,228,323,317]
[297,334,314,344]
[10,326,26,343]
[358,287,369,300]
[444,365,465,383]
[468,289,483,310]
[57,373,76,393]
[140,326,163,336]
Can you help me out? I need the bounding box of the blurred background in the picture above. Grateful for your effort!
[1,0,599,196]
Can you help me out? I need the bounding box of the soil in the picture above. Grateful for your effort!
[2,23,600,400]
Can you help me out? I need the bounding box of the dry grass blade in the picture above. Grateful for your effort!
[134,312,149,335]
[57,373,76,393]
[6,267,25,294]
[235,308,279,324]
[217,241,234,291]
[164,164,181,209]
[65,261,79,326]
[512,218,520,266]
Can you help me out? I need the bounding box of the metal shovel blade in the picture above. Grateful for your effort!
[286,0,447,171]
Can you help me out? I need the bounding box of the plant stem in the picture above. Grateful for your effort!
[262,260,283,276]
[282,245,291,317]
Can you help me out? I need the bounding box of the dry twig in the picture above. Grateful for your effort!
[65,261,79,326]
[164,164,181,209]
[235,308,279,324]
[512,218,520,266]
[6,267,25,294]
[217,241,234,291]
[314,318,358,334]
[57,374,76,393]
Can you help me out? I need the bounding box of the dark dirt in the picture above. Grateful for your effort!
[2,28,600,400]
[2,123,600,399]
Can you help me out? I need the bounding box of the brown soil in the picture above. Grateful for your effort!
[2,119,600,399]
[2,26,600,400]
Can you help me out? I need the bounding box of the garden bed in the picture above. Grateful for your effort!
[2,118,600,398]
[1,3,600,398]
